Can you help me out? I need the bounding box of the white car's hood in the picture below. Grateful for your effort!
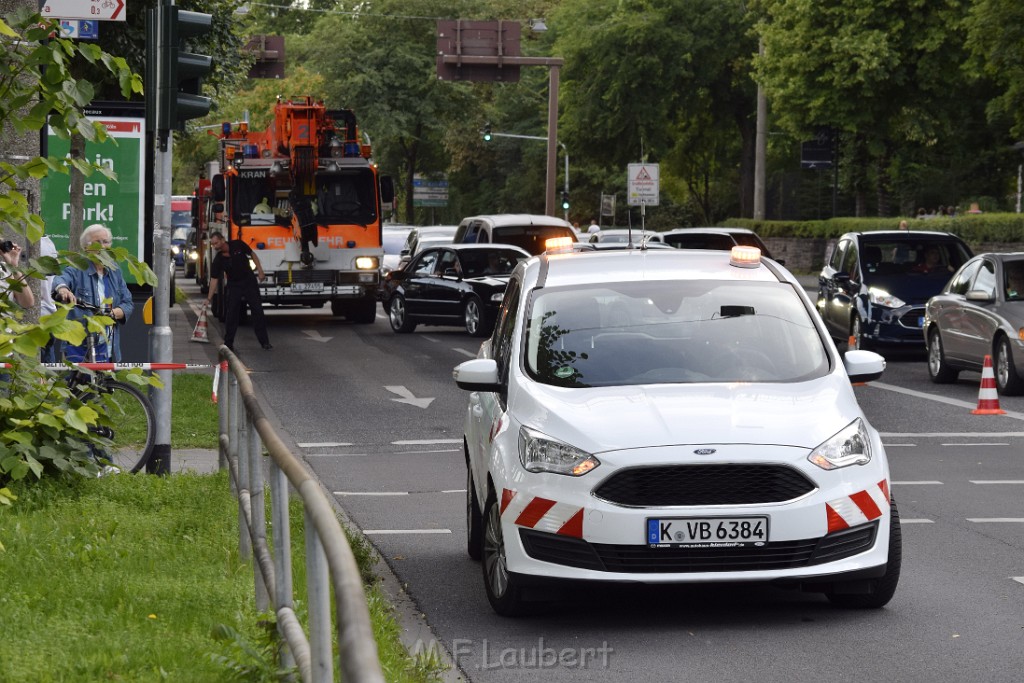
[512,374,860,452]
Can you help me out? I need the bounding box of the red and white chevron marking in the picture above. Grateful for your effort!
[826,480,890,533]
[500,488,584,538]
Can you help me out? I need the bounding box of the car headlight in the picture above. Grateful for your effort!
[808,418,872,470]
[355,256,379,270]
[490,292,504,304]
[171,245,180,255]
[868,287,905,308]
[519,426,600,476]
[188,250,198,261]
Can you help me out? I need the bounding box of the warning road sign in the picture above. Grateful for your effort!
[627,163,659,206]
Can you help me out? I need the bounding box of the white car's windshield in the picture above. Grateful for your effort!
[525,280,829,387]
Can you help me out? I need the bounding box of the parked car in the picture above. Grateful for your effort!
[183,229,199,279]
[661,227,777,261]
[924,253,1024,394]
[453,214,576,255]
[817,230,973,349]
[452,246,897,616]
[382,244,531,336]
[588,229,663,244]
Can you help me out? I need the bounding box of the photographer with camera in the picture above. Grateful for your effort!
[1,239,34,309]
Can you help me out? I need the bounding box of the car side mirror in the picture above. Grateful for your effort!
[453,358,501,392]
[965,289,994,302]
[843,349,885,383]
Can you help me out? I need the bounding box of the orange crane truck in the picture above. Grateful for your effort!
[198,96,394,323]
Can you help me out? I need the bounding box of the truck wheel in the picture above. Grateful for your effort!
[331,299,346,317]
[350,298,377,324]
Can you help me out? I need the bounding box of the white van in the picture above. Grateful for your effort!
[453,214,576,255]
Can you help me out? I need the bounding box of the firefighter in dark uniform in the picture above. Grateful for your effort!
[205,231,272,351]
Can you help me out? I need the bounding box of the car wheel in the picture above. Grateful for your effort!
[482,489,528,616]
[466,465,483,561]
[464,295,487,337]
[994,336,1024,395]
[826,499,901,609]
[927,329,959,383]
[388,295,416,333]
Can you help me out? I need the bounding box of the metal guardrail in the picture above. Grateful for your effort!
[216,349,385,683]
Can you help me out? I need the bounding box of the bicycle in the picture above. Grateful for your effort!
[64,301,156,473]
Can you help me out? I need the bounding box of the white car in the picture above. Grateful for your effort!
[453,244,899,616]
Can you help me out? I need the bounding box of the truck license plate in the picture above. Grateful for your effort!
[290,282,324,293]
[647,516,769,548]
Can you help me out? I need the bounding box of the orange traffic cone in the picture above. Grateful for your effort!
[971,354,1005,415]
[191,304,210,343]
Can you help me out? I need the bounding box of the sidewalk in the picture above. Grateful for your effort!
[165,281,222,474]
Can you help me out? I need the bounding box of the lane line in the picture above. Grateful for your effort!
[880,432,1024,437]
[1013,577,1024,586]
[397,448,461,454]
[442,489,467,494]
[299,442,353,448]
[363,529,452,535]
[884,443,917,447]
[971,480,1024,484]
[306,453,369,457]
[452,348,477,358]
[966,518,1024,523]
[870,382,1024,420]
[942,442,1009,447]
[393,439,461,445]
[892,481,943,485]
[334,491,409,496]
[901,519,935,524]
[422,336,440,343]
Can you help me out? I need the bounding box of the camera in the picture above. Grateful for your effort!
[0,240,14,253]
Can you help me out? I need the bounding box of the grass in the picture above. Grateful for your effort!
[0,472,445,682]
[171,372,219,449]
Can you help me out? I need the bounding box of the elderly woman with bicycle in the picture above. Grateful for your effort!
[52,224,134,362]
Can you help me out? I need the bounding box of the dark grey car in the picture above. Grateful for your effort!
[924,253,1024,394]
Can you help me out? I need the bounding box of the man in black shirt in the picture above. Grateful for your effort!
[205,231,272,351]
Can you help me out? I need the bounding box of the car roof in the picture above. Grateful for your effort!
[661,227,755,236]
[461,214,574,228]
[522,248,785,289]
[847,230,964,240]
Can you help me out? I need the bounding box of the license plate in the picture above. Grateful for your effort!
[290,282,324,293]
[647,516,769,548]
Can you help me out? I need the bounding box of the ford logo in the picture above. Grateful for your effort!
[694,448,716,455]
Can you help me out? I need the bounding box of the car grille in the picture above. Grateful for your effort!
[593,464,817,507]
[519,522,877,573]
[896,307,925,329]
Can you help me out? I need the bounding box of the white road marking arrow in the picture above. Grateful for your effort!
[385,385,435,409]
[303,329,333,343]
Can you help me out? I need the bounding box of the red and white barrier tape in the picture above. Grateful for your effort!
[2,362,214,371]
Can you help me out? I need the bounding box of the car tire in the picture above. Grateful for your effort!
[388,295,416,333]
[464,295,488,337]
[350,298,377,325]
[466,465,483,561]
[826,499,902,609]
[927,328,958,384]
[482,489,528,616]
[994,335,1024,395]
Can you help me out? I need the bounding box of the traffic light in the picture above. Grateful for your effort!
[561,190,570,211]
[482,123,492,142]
[146,6,214,137]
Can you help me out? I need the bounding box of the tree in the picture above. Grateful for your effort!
[755,0,979,216]
[965,0,1024,140]
[552,0,757,223]
[0,11,155,507]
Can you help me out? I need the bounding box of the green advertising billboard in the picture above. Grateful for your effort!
[39,116,146,274]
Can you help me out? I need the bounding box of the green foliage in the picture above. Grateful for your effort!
[0,15,156,494]
[208,620,295,682]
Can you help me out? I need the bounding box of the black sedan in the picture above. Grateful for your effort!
[381,244,531,336]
